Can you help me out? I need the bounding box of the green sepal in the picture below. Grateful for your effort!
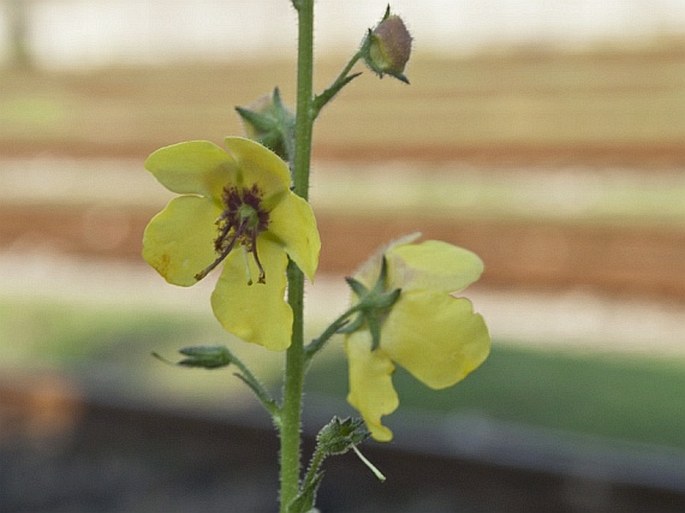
[369,287,401,310]
[177,345,233,369]
[235,87,295,162]
[372,256,390,294]
[345,276,369,298]
[368,315,382,351]
[342,257,402,349]
[235,106,277,133]
[317,416,369,456]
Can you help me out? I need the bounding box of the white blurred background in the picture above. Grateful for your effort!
[1,0,685,68]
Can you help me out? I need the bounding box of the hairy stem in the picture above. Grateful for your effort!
[304,303,363,363]
[279,0,314,511]
[312,51,363,119]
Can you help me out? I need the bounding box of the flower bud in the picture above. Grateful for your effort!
[316,417,369,456]
[363,6,412,84]
[235,88,295,162]
[175,345,233,369]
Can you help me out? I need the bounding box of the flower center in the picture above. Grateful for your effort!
[194,185,270,284]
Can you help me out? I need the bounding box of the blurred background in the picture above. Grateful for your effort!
[1,1,684,512]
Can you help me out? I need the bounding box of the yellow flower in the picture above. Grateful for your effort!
[142,137,320,351]
[345,235,490,441]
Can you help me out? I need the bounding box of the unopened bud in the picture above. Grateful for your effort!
[363,6,412,84]
[235,88,295,162]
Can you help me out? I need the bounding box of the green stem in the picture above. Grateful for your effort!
[230,357,279,419]
[304,303,363,362]
[312,51,363,119]
[280,262,306,512]
[291,1,314,200]
[279,0,314,511]
[301,444,327,493]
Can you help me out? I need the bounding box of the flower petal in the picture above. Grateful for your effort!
[382,291,490,389]
[345,330,399,442]
[211,237,292,350]
[387,240,484,292]
[224,137,291,201]
[145,140,237,200]
[142,195,222,286]
[267,192,321,281]
[352,232,422,288]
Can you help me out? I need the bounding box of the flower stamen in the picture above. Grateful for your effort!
[250,229,266,284]
[194,185,270,284]
[194,218,247,281]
